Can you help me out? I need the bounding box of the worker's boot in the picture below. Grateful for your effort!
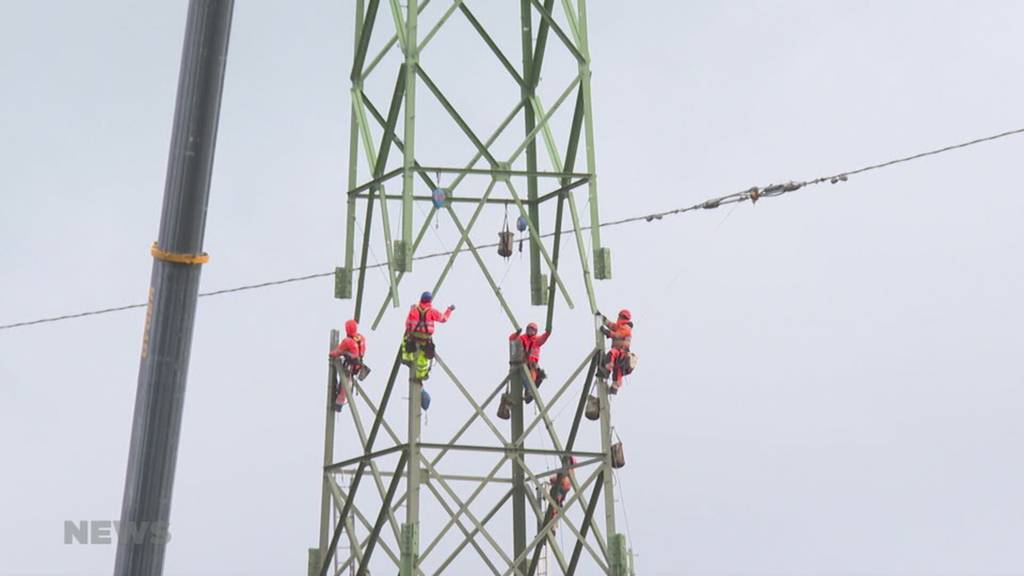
[596,364,611,379]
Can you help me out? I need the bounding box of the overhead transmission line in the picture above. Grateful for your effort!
[2,126,1023,332]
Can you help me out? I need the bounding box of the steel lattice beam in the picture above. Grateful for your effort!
[320,2,628,574]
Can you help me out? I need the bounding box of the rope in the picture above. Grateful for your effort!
[613,468,637,567]
[4,126,1023,332]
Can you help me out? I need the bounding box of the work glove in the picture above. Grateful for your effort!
[448,305,456,311]
[600,326,611,337]
[514,328,522,335]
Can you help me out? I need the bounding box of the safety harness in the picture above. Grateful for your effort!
[406,306,436,358]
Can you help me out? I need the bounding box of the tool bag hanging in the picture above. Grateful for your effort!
[611,441,626,469]
[498,207,514,258]
[497,377,512,420]
[585,394,601,420]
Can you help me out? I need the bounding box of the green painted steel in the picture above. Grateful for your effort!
[406,374,422,570]
[319,330,340,561]
[594,315,619,543]
[323,2,628,573]
[334,267,352,299]
[339,2,363,303]
[521,0,543,306]
[510,340,529,576]
[400,520,419,575]
[307,548,319,576]
[400,0,418,272]
[608,533,629,576]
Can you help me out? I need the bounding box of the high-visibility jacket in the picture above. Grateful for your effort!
[549,473,572,501]
[509,330,550,364]
[330,319,366,360]
[405,303,452,336]
[605,319,632,350]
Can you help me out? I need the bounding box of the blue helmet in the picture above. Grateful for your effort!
[420,291,433,302]
[420,388,432,411]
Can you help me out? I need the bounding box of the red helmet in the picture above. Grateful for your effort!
[617,309,632,321]
[526,322,538,334]
[344,319,359,337]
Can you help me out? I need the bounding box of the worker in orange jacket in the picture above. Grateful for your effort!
[509,322,550,403]
[598,309,633,393]
[546,456,576,531]
[328,319,367,411]
[402,291,454,381]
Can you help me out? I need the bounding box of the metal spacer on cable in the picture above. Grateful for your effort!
[150,242,210,265]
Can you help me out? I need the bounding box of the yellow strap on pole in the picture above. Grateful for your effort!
[150,242,210,265]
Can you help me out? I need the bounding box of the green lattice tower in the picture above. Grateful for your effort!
[313,2,630,575]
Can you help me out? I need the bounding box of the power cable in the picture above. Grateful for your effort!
[3,126,1022,332]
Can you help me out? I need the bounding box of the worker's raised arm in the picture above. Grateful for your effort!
[536,331,551,346]
[435,304,454,323]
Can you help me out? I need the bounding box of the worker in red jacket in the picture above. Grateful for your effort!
[598,309,634,394]
[328,319,367,411]
[509,322,550,403]
[402,291,454,381]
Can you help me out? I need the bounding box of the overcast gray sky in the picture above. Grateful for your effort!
[2,1,1024,575]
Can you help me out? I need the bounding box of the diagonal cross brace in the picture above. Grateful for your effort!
[419,454,516,569]
[501,461,609,575]
[458,3,525,88]
[357,450,408,576]
[328,476,406,573]
[421,478,503,576]
[419,455,510,562]
[434,355,509,446]
[515,349,595,445]
[516,356,608,558]
[565,470,604,575]
[527,0,585,63]
[364,97,527,330]
[336,364,405,547]
[351,0,381,82]
[432,488,514,576]
[522,486,570,575]
[318,350,403,576]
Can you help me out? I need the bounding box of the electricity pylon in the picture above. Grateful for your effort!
[311,2,632,575]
